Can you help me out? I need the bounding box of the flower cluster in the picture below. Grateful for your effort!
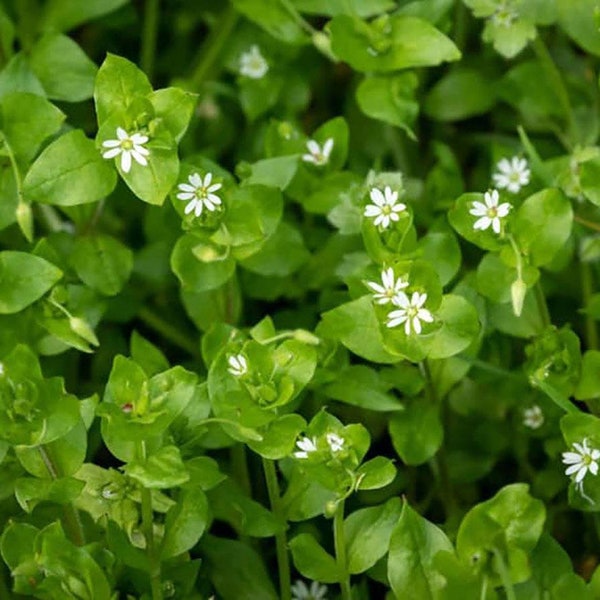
[562,438,600,502]
[293,431,345,459]
[366,268,434,335]
[363,185,407,230]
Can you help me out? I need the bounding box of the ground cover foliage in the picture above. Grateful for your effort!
[1,0,600,598]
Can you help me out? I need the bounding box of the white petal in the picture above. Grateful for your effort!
[322,138,334,158]
[418,308,434,323]
[563,452,583,464]
[306,140,320,155]
[178,183,196,193]
[373,214,385,227]
[120,151,132,173]
[133,144,150,156]
[389,212,400,222]
[177,192,195,201]
[575,466,588,482]
[102,147,122,159]
[412,317,422,335]
[387,313,408,328]
[382,268,394,288]
[590,462,599,476]
[369,188,385,206]
[380,214,390,228]
[497,158,511,173]
[492,217,501,234]
[485,189,499,207]
[470,201,488,216]
[203,173,213,187]
[496,203,511,217]
[102,139,121,148]
[204,198,217,211]
[393,292,410,308]
[189,173,202,187]
[184,199,197,214]
[392,203,406,213]
[384,186,398,204]
[404,319,412,335]
[565,463,583,475]
[367,281,386,294]
[130,150,148,166]
[195,201,204,217]
[116,127,128,140]
[473,216,491,231]
[130,133,148,144]
[302,153,317,164]
[207,193,222,205]
[364,204,382,217]
[207,182,222,193]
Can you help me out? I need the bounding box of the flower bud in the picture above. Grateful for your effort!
[324,500,338,518]
[312,31,336,61]
[511,278,527,317]
[16,202,33,242]
[69,317,99,346]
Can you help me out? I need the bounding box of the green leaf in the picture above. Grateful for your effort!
[94,53,152,124]
[0,92,64,166]
[556,0,600,56]
[149,87,197,143]
[355,456,397,490]
[289,533,343,583]
[14,477,84,513]
[476,252,539,304]
[23,129,117,206]
[0,54,45,99]
[247,413,307,459]
[0,251,62,313]
[130,331,170,377]
[124,445,190,489]
[29,33,97,102]
[71,234,133,295]
[346,497,402,574]
[481,15,536,58]
[171,233,236,293]
[388,501,453,599]
[356,73,419,138]
[424,67,496,122]
[161,486,209,558]
[230,0,306,44]
[512,188,573,267]
[575,350,600,400]
[293,0,395,17]
[42,0,128,31]
[203,536,278,600]
[319,295,400,364]
[329,14,461,72]
[241,155,299,190]
[390,401,443,465]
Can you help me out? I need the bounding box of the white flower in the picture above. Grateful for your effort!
[523,405,544,430]
[291,579,328,600]
[364,186,407,229]
[562,438,600,501]
[294,436,318,459]
[491,3,519,28]
[177,172,223,217]
[227,354,248,377]
[492,156,530,193]
[470,189,511,234]
[302,138,333,166]
[366,267,408,305]
[102,127,150,173]
[239,45,269,79]
[326,432,344,453]
[387,291,434,335]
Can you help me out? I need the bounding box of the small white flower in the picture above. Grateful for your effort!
[366,267,408,305]
[562,438,600,501]
[470,189,511,234]
[523,405,544,430]
[177,172,223,217]
[326,432,344,453]
[102,127,149,173]
[239,45,269,79]
[387,291,434,335]
[294,436,318,459]
[364,186,407,229]
[302,138,334,166]
[491,3,519,28]
[492,156,530,193]
[227,354,248,377]
[291,579,328,600]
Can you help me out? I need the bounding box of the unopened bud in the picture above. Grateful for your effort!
[324,500,338,518]
[511,278,527,317]
[16,202,33,242]
[312,31,336,61]
[293,329,320,345]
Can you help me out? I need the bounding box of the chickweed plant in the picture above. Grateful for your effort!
[1,0,600,598]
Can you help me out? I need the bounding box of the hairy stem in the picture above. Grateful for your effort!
[334,501,352,600]
[138,441,162,600]
[141,0,160,80]
[262,457,291,600]
[38,446,86,546]
[190,5,239,89]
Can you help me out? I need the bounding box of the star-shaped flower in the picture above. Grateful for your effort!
[562,438,600,484]
[364,186,407,229]
[291,579,328,600]
[387,292,434,335]
[470,189,511,234]
[493,156,530,193]
[366,267,408,305]
[326,432,344,453]
[177,172,223,217]
[227,354,248,377]
[302,138,333,166]
[294,436,318,459]
[239,45,269,79]
[523,405,544,430]
[102,127,149,173]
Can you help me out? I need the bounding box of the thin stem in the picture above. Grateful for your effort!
[38,446,86,546]
[532,36,577,145]
[333,501,352,600]
[261,457,291,600]
[280,0,317,35]
[534,281,551,329]
[506,234,524,283]
[190,5,239,89]
[230,443,252,498]
[479,575,488,600]
[137,306,199,358]
[141,0,160,81]
[575,214,600,233]
[581,261,598,350]
[138,441,162,600]
[492,548,516,600]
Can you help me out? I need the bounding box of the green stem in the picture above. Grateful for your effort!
[190,5,239,89]
[137,306,199,358]
[533,378,580,414]
[230,443,252,498]
[479,575,488,600]
[140,0,160,80]
[575,214,600,233]
[261,457,291,600]
[534,281,551,329]
[38,446,86,546]
[333,501,352,600]
[581,262,598,350]
[492,548,516,600]
[137,441,162,600]
[517,126,554,187]
[532,36,577,145]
